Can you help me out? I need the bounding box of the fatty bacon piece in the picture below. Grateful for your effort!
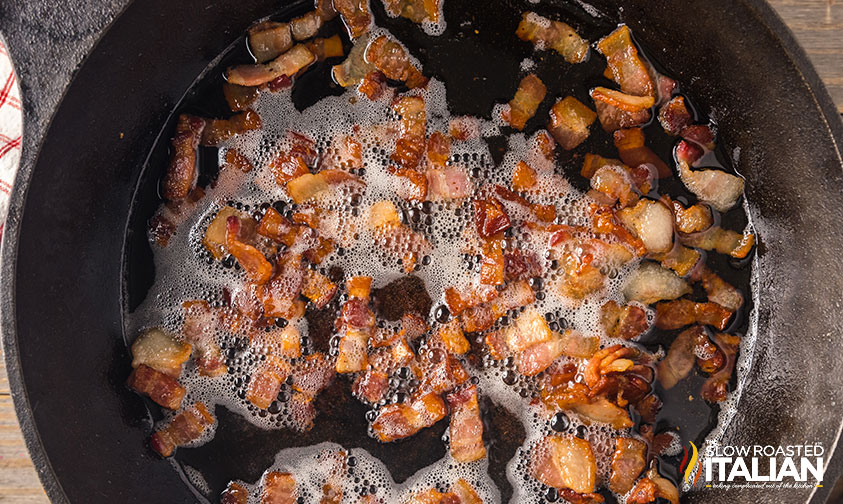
[371,392,447,442]
[697,266,744,312]
[260,252,307,319]
[301,268,339,308]
[665,196,713,234]
[516,12,589,64]
[460,279,536,332]
[127,364,186,410]
[444,282,499,316]
[150,402,215,457]
[609,438,647,494]
[227,44,316,87]
[657,325,707,389]
[658,96,693,136]
[591,87,652,133]
[262,472,298,504]
[367,35,428,89]
[200,109,262,146]
[407,480,483,504]
[221,482,249,504]
[226,216,274,285]
[596,25,654,98]
[548,96,597,150]
[588,165,641,208]
[502,74,547,131]
[627,465,679,504]
[446,385,486,463]
[246,355,292,410]
[531,435,597,494]
[426,165,472,200]
[677,159,745,212]
[700,332,741,402]
[130,328,192,378]
[623,262,691,305]
[162,114,206,201]
[336,276,375,373]
[616,199,674,254]
[391,95,427,169]
[600,300,649,340]
[182,300,229,377]
[381,0,442,24]
[203,206,253,260]
[655,298,732,331]
[306,34,345,62]
[680,224,755,260]
[485,307,578,376]
[248,21,293,63]
[332,35,375,87]
[286,169,365,205]
[334,0,372,39]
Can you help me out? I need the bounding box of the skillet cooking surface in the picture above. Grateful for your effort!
[2,0,843,503]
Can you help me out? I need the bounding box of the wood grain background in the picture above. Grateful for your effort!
[0,1,840,502]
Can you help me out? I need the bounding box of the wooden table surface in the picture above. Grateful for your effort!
[0,2,841,502]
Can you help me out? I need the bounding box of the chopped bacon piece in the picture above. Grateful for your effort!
[337,277,375,373]
[224,148,255,174]
[150,402,214,457]
[290,10,324,41]
[448,116,481,141]
[655,299,732,330]
[651,242,702,277]
[148,213,176,247]
[698,266,743,311]
[162,114,205,201]
[382,0,442,24]
[253,325,302,358]
[367,35,428,88]
[223,82,260,112]
[479,237,505,286]
[389,165,428,201]
[596,25,654,97]
[677,160,744,212]
[504,249,542,282]
[548,96,597,150]
[516,12,589,64]
[432,319,470,355]
[260,253,306,318]
[334,0,372,39]
[221,482,249,504]
[682,225,755,262]
[623,262,691,305]
[558,490,605,504]
[581,153,622,179]
[183,301,228,376]
[444,283,498,316]
[628,465,679,504]
[203,206,250,260]
[262,472,298,504]
[426,131,451,167]
[658,96,693,136]
[502,74,547,130]
[681,124,716,149]
[600,300,649,340]
[226,217,274,284]
[128,364,186,410]
[616,199,674,253]
[247,355,292,410]
[591,87,654,112]
[257,207,298,246]
[461,280,535,332]
[609,438,647,494]
[556,329,599,358]
[292,353,335,397]
[626,477,657,504]
[391,95,427,169]
[473,198,511,238]
[289,391,317,431]
[593,98,650,133]
[333,35,375,87]
[513,161,537,191]
[131,328,192,378]
[371,392,447,441]
[358,70,387,100]
[666,197,713,234]
[353,368,390,403]
[301,269,338,309]
[227,44,315,87]
[268,150,311,187]
[249,21,293,63]
[427,166,471,200]
[518,338,565,376]
[531,436,597,493]
[614,128,671,179]
[589,165,640,208]
[201,110,262,146]
[572,396,635,429]
[306,34,345,61]
[287,169,365,204]
[675,138,704,165]
[446,385,486,463]
[658,325,706,389]
[701,332,740,402]
[451,479,482,504]
[420,351,469,394]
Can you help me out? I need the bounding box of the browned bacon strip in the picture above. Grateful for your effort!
[262,472,298,504]
[227,216,274,284]
[516,12,589,64]
[227,44,315,87]
[162,114,206,201]
[367,35,428,88]
[391,95,427,169]
[502,74,547,130]
[609,438,647,494]
[127,364,186,410]
[247,355,292,410]
[654,298,732,330]
[548,96,596,150]
[200,109,262,146]
[372,392,447,442]
[150,402,214,457]
[446,385,486,463]
[596,25,654,97]
[600,300,649,340]
[334,0,372,39]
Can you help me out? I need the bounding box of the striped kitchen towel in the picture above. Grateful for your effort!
[0,38,22,240]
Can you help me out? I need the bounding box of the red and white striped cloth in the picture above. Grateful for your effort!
[0,39,22,240]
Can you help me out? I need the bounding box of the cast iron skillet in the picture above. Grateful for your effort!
[2,0,843,503]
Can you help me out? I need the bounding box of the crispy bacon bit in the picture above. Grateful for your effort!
[128,364,186,410]
[547,96,597,150]
[390,165,428,201]
[286,169,365,204]
[260,253,306,318]
[658,325,706,389]
[290,10,324,41]
[262,472,298,504]
[432,319,470,355]
[589,165,640,208]
[358,70,387,100]
[391,95,427,169]
[531,436,597,493]
[131,328,192,378]
[150,402,214,457]
[614,128,671,179]
[334,0,372,39]
[628,465,679,504]
[623,262,691,305]
[367,35,428,89]
[337,277,375,373]
[249,21,293,63]
[609,438,647,494]
[626,477,656,504]
[677,160,744,212]
[600,300,649,340]
[451,479,482,504]
[426,131,451,167]
[301,269,338,308]
[616,199,674,253]
[658,96,693,136]
[502,74,547,131]
[581,153,622,179]
[655,299,732,330]
[162,114,205,201]
[371,392,447,442]
[427,166,471,200]
[221,482,249,504]
[593,97,650,133]
[513,161,537,191]
[382,0,442,24]
[701,332,740,402]
[446,385,486,463]
[557,489,605,504]
[203,206,249,260]
[353,368,390,403]
[591,87,654,112]
[223,148,255,174]
[699,266,743,311]
[473,198,511,238]
[247,355,292,410]
[227,44,316,87]
[420,350,469,394]
[223,82,260,112]
[183,301,229,376]
[461,280,535,333]
[680,224,755,259]
[306,34,345,61]
[596,25,654,97]
[257,207,297,246]
[444,283,498,316]
[516,12,589,64]
[667,197,713,234]
[226,216,274,284]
